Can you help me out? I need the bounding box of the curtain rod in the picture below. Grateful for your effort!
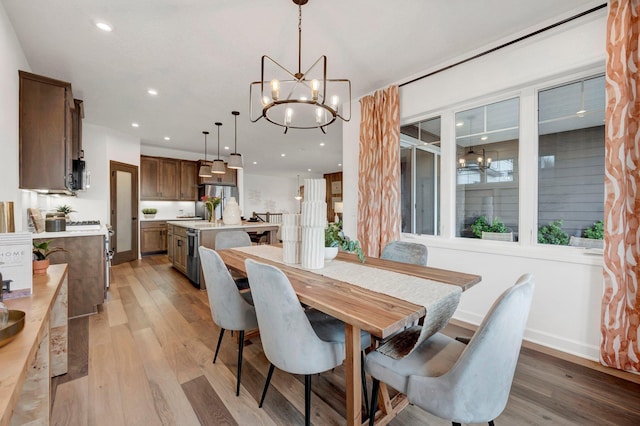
[399,3,607,88]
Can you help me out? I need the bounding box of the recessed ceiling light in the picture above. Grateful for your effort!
[131,123,139,128]
[308,168,311,172]
[456,122,464,127]
[319,142,325,146]
[95,22,113,32]
[147,89,158,96]
[481,136,488,141]
[224,146,229,150]
[338,163,342,167]
[164,136,170,141]
[253,161,257,164]
[281,153,286,157]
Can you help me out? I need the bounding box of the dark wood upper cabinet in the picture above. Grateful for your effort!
[179,160,198,201]
[197,160,237,186]
[19,70,75,191]
[140,156,197,201]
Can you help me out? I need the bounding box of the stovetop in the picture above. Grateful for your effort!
[67,220,102,231]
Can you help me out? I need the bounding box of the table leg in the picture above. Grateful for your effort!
[345,324,362,426]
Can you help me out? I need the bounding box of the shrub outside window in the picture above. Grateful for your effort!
[537,75,605,246]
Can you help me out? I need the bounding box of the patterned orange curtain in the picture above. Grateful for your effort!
[357,86,401,257]
[601,0,640,372]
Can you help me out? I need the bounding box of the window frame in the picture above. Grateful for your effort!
[399,66,605,261]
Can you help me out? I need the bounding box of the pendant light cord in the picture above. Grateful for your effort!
[215,122,222,160]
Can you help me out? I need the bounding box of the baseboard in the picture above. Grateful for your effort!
[448,318,640,385]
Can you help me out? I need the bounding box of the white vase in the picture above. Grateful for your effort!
[222,197,242,225]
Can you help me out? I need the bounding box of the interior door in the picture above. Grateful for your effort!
[110,161,139,264]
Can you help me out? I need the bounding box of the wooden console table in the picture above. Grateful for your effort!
[0,264,69,426]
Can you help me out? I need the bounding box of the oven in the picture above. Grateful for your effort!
[186,228,201,289]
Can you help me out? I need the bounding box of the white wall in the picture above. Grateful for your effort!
[342,10,608,361]
[0,3,30,230]
[242,173,319,217]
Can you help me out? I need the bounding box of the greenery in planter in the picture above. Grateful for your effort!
[325,221,365,262]
[55,204,76,215]
[142,208,158,215]
[33,240,68,260]
[583,220,604,240]
[470,216,508,238]
[538,220,569,245]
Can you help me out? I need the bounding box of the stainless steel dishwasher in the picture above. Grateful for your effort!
[186,228,202,289]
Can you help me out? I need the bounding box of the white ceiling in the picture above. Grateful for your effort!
[2,0,604,178]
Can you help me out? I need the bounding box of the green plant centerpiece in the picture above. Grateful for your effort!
[470,216,508,238]
[142,208,158,215]
[583,220,604,240]
[325,221,365,262]
[201,195,221,222]
[538,219,569,245]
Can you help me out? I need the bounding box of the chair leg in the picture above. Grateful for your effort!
[489,422,495,426]
[369,378,380,426]
[213,328,225,364]
[452,423,461,426]
[304,374,312,426]
[361,351,369,418]
[259,364,275,408]
[236,330,244,396]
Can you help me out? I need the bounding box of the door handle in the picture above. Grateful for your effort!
[132,217,137,220]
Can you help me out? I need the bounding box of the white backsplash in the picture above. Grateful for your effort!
[139,200,197,219]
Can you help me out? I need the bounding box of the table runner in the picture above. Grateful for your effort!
[232,245,462,359]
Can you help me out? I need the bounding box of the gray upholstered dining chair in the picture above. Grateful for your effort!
[381,241,428,266]
[198,246,258,397]
[215,230,252,290]
[366,273,535,426]
[244,259,371,426]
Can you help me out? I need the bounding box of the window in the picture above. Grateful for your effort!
[400,117,441,235]
[455,98,520,239]
[537,75,605,244]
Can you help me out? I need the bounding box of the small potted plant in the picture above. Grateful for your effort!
[32,240,68,275]
[142,208,158,219]
[325,221,365,263]
[470,215,508,238]
[56,204,76,222]
[537,219,569,245]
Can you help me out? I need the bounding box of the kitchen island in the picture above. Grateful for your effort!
[166,220,279,289]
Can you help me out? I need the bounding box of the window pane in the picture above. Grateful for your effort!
[400,116,441,235]
[537,75,605,244]
[456,98,520,239]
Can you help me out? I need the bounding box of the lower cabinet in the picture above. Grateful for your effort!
[140,221,168,254]
[34,234,105,318]
[172,226,188,273]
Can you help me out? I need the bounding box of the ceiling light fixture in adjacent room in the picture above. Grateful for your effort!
[95,22,113,32]
[198,131,212,177]
[249,0,351,134]
[212,122,226,174]
[227,111,243,169]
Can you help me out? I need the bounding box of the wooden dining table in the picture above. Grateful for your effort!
[217,246,481,426]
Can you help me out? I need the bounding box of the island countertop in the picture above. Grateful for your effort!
[166,220,280,230]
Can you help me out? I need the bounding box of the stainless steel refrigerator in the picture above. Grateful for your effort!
[195,185,239,221]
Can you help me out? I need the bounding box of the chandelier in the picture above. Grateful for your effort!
[458,147,493,171]
[249,0,351,133]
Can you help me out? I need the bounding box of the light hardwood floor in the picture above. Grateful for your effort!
[50,255,640,425]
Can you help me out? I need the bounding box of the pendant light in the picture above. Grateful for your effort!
[227,110,243,169]
[211,122,226,174]
[198,131,212,177]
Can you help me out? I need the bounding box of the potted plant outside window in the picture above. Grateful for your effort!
[32,240,68,275]
[324,222,365,263]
